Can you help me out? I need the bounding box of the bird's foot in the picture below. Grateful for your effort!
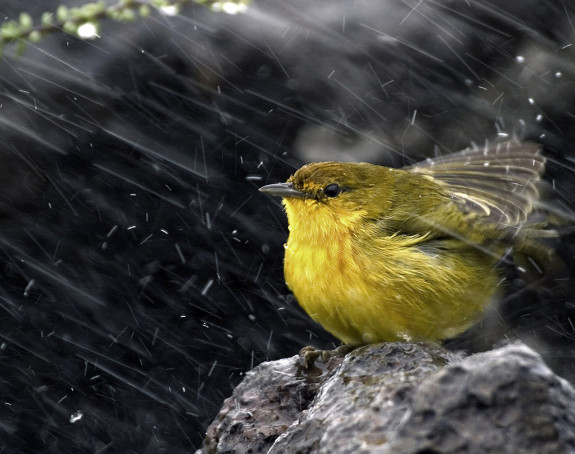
[299,344,361,369]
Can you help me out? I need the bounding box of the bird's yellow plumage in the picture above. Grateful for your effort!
[260,141,552,351]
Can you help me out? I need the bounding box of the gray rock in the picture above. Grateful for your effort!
[198,342,575,454]
[198,352,343,454]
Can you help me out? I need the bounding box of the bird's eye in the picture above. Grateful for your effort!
[323,183,341,197]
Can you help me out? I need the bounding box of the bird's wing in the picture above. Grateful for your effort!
[405,141,545,228]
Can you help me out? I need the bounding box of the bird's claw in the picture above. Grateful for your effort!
[299,344,360,369]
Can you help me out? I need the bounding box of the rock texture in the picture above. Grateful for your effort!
[198,353,344,454]
[197,342,575,454]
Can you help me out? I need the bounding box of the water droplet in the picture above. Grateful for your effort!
[70,410,83,423]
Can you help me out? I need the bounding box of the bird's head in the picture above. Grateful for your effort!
[260,162,396,233]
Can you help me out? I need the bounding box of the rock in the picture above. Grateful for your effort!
[197,353,343,454]
[197,342,575,454]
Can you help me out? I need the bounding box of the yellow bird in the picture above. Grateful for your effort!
[260,141,554,365]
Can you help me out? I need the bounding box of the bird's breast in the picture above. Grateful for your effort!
[283,228,385,343]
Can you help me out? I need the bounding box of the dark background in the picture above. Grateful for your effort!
[1,0,575,452]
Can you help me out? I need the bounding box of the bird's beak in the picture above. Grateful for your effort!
[259,182,310,199]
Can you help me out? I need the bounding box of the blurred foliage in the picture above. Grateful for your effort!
[0,0,251,55]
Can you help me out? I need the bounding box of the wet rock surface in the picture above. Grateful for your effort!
[199,354,343,454]
[199,342,575,454]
